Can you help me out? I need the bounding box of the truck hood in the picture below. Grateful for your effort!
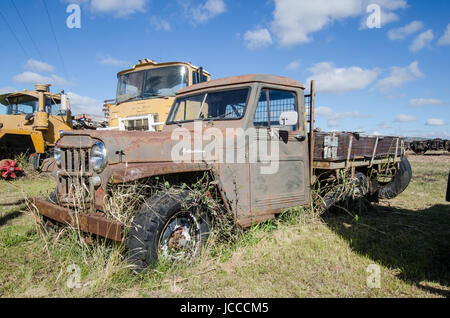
[57,129,198,165]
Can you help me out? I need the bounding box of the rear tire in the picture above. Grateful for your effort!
[378,157,412,200]
[126,190,211,272]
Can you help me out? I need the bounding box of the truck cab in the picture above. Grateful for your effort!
[105,59,210,131]
[0,84,72,162]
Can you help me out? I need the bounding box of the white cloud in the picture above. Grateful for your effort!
[67,0,147,17]
[285,60,300,71]
[315,106,334,117]
[409,98,445,106]
[360,0,409,29]
[25,59,55,73]
[425,118,447,126]
[410,29,434,52]
[437,23,450,46]
[306,62,380,94]
[377,61,424,92]
[244,28,273,49]
[67,92,103,116]
[394,114,416,123]
[387,21,424,40]
[315,106,370,127]
[190,0,226,24]
[150,16,171,31]
[99,55,130,67]
[13,72,71,86]
[270,0,407,47]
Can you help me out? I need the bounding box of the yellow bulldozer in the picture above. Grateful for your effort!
[0,84,72,178]
[103,59,210,131]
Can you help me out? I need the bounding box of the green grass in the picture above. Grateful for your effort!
[0,155,448,297]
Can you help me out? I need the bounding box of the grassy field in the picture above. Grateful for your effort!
[0,155,449,298]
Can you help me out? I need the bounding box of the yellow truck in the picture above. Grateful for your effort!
[0,84,72,176]
[103,59,210,131]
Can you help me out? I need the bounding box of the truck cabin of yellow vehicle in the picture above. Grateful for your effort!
[106,59,210,131]
[0,84,72,161]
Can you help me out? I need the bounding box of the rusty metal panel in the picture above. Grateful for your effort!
[33,198,123,241]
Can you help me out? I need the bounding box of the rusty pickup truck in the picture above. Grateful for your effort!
[33,74,412,270]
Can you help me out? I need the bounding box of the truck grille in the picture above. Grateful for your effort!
[57,147,95,209]
[124,118,149,131]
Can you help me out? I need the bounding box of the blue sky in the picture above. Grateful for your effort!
[0,0,449,138]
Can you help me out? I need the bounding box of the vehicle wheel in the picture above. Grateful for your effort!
[126,190,211,272]
[319,173,369,212]
[377,157,412,200]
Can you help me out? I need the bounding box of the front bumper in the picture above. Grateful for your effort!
[32,198,123,242]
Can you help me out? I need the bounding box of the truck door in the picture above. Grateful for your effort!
[249,88,310,217]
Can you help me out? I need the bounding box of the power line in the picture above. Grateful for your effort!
[0,9,30,59]
[41,0,69,78]
[10,0,43,61]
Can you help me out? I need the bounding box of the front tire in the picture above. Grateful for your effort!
[126,190,211,272]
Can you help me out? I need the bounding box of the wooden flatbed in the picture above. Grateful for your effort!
[312,132,404,170]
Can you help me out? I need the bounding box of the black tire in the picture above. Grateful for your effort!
[378,157,412,200]
[126,190,211,272]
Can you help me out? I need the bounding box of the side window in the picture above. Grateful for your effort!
[253,89,298,131]
[193,71,207,85]
[192,71,199,85]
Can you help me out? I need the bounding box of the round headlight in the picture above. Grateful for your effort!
[90,141,107,172]
[54,147,62,167]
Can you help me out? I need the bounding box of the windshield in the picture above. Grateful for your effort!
[3,96,63,115]
[5,96,38,115]
[168,88,249,124]
[116,65,189,103]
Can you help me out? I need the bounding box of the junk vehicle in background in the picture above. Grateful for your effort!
[32,74,412,270]
[0,84,107,178]
[0,84,72,176]
[406,138,450,155]
[102,59,210,132]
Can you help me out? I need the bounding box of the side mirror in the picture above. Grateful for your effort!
[61,94,70,112]
[279,111,298,126]
[25,113,34,121]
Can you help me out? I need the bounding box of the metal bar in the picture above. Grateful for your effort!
[346,134,353,169]
[309,80,315,185]
[74,149,79,172]
[32,198,123,241]
[394,138,399,161]
[313,156,403,169]
[369,137,379,168]
[80,149,86,173]
[66,149,72,171]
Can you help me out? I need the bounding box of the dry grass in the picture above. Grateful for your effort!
[0,155,448,297]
